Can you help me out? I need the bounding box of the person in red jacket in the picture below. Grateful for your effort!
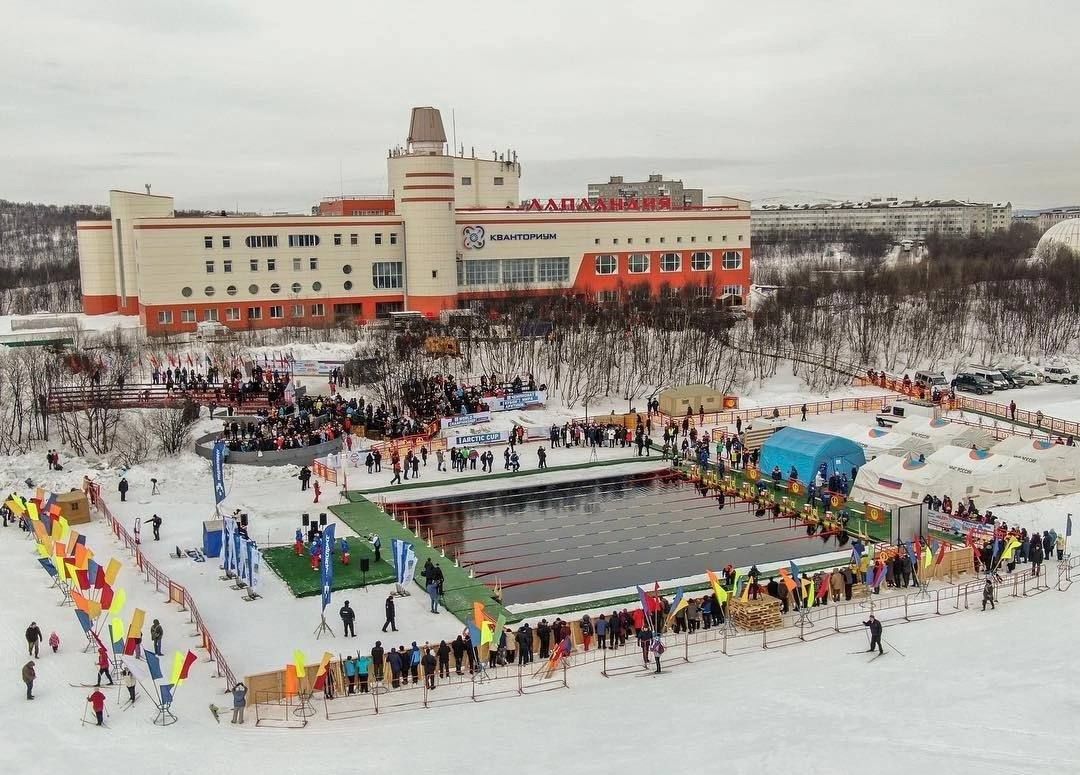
[87,689,107,726]
[96,646,113,686]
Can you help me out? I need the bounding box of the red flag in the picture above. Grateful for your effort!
[168,353,177,367]
[186,353,194,367]
[913,536,922,557]
[178,650,198,681]
[965,528,976,547]
[99,582,114,611]
[935,542,948,566]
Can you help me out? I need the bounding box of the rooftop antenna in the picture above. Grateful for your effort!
[339,158,344,199]
[452,109,457,159]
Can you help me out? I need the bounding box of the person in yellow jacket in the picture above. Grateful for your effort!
[1056,534,1066,561]
[858,554,871,584]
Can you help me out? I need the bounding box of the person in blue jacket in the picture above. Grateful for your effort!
[357,655,371,693]
[409,642,421,684]
[343,655,357,694]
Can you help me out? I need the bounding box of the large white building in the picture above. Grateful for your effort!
[77,107,752,335]
[751,198,1012,240]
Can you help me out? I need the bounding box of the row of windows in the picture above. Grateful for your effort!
[456,257,570,287]
[459,176,504,186]
[189,262,403,296]
[595,285,744,303]
[158,303,328,325]
[593,234,743,247]
[594,251,742,275]
[206,257,320,273]
[156,300,405,325]
[205,233,399,249]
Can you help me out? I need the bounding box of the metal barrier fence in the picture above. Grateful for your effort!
[85,482,237,693]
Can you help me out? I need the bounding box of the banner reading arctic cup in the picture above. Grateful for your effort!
[212,441,227,504]
[320,523,335,610]
[391,539,417,588]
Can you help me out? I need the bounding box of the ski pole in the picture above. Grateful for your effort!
[882,637,905,657]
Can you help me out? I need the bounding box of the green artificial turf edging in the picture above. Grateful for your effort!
[330,497,509,625]
[345,451,663,499]
[263,543,395,598]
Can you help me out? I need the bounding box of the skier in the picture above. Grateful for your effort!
[22,661,35,700]
[25,622,42,658]
[339,600,356,637]
[87,688,107,725]
[150,513,162,541]
[231,681,247,724]
[121,668,136,704]
[863,614,884,655]
[96,646,114,686]
[150,619,164,655]
[982,578,996,611]
[382,595,397,632]
[118,477,129,502]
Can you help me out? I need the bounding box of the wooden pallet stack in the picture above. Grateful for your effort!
[729,595,783,631]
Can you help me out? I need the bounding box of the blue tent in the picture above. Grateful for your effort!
[758,426,866,482]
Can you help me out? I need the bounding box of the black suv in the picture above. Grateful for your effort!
[952,373,994,394]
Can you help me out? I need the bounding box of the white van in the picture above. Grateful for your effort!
[914,371,947,389]
[966,365,1011,390]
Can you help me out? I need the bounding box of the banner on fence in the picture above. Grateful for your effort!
[291,360,345,377]
[440,411,493,431]
[212,441,227,504]
[222,517,237,575]
[487,390,547,413]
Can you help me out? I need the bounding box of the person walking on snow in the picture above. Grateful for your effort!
[863,614,884,654]
[22,661,35,700]
[48,632,60,653]
[150,619,163,655]
[313,480,322,503]
[982,578,996,611]
[25,622,42,658]
[382,595,397,632]
[150,514,162,541]
[87,688,107,725]
[121,668,136,704]
[96,646,114,686]
[118,477,129,502]
[231,682,247,724]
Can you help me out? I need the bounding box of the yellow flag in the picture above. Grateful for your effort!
[804,579,815,608]
[6,496,26,516]
[110,588,127,615]
[27,500,39,520]
[105,558,122,586]
[110,618,125,647]
[707,570,729,604]
[88,599,102,620]
[58,516,70,542]
[55,553,67,582]
[127,608,146,640]
[294,649,307,678]
[315,652,333,677]
[480,620,495,646]
[170,652,184,685]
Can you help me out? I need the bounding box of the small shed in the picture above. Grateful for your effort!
[759,426,866,482]
[56,490,91,525]
[658,385,729,417]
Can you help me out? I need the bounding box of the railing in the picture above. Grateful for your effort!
[47,382,276,413]
[650,394,901,431]
[85,482,237,692]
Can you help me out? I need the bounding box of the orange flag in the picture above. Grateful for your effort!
[284,664,299,697]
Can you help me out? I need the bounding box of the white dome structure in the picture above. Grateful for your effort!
[1037,218,1080,258]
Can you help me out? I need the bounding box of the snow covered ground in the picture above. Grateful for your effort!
[5,369,1080,774]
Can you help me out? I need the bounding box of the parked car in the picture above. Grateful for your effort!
[1044,366,1078,384]
[952,373,995,394]
[913,371,948,390]
[998,369,1026,389]
[1012,367,1044,386]
[965,365,1011,390]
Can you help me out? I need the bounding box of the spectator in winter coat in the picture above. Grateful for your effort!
[387,648,402,688]
[22,661,35,700]
[982,579,995,611]
[595,615,608,650]
[343,655,357,694]
[382,595,397,632]
[829,569,844,603]
[580,615,593,651]
[503,628,516,664]
[357,656,371,693]
[451,636,466,675]
[118,478,129,502]
[515,627,531,666]
[536,620,552,659]
[370,642,385,682]
[150,620,164,655]
[25,622,42,658]
[422,650,437,689]
[231,682,247,724]
[437,641,451,678]
[339,601,356,637]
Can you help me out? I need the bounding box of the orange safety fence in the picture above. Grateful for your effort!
[84,481,237,693]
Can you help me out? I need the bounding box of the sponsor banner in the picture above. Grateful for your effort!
[212,440,227,504]
[440,411,493,430]
[291,359,346,377]
[487,390,547,413]
[451,431,508,448]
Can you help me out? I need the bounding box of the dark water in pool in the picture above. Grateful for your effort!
[391,471,840,605]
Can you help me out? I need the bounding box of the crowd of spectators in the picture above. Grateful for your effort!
[401,373,541,421]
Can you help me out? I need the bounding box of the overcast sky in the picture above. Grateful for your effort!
[2,1,1078,212]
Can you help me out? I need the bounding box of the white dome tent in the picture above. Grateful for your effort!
[838,423,933,460]
[1037,218,1080,259]
[928,446,1050,507]
[889,416,992,452]
[991,436,1080,495]
[849,453,952,509]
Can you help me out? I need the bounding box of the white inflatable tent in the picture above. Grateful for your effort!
[890,416,993,452]
[849,453,952,509]
[838,424,932,460]
[928,446,1050,507]
[991,436,1080,495]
